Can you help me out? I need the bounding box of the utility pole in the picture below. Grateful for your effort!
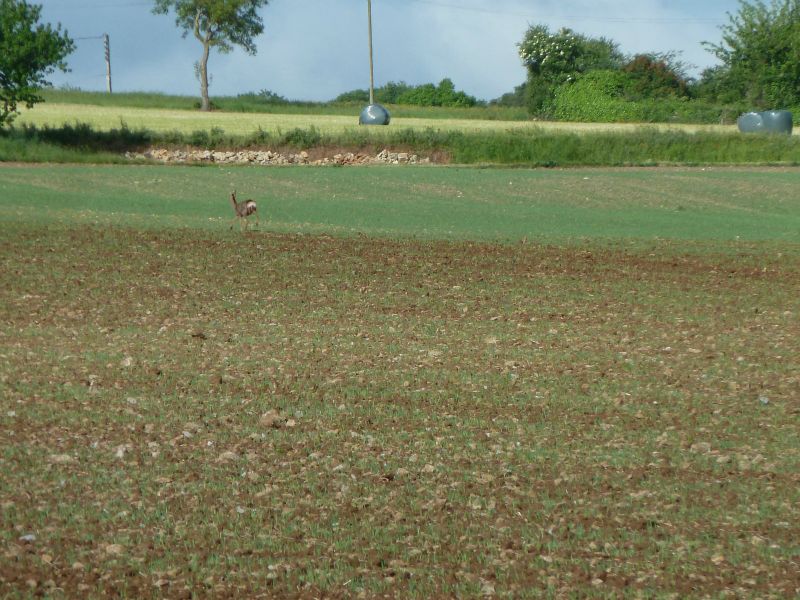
[104,33,112,94]
[367,0,375,105]
[358,0,390,125]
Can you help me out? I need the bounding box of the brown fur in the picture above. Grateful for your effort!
[230,191,259,230]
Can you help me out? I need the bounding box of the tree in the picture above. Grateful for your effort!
[397,79,481,108]
[153,0,269,111]
[490,82,527,107]
[703,0,800,108]
[518,24,623,114]
[0,0,74,127]
[335,81,415,104]
[622,53,690,100]
[336,79,479,107]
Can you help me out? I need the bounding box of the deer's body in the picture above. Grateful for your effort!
[230,191,258,230]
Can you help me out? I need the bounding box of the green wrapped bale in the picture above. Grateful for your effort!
[738,110,792,134]
[359,104,391,126]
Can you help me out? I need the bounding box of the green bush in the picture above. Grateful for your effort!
[552,71,644,122]
[636,98,747,124]
[281,126,322,149]
[334,80,480,107]
[518,24,624,115]
[397,79,480,108]
[335,89,370,103]
[188,129,210,146]
[548,71,740,124]
[335,81,415,105]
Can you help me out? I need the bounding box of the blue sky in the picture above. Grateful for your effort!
[36,0,740,101]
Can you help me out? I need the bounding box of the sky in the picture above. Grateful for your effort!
[35,0,741,102]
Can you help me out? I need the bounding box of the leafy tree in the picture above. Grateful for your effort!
[0,0,74,127]
[518,24,623,114]
[153,0,269,111]
[255,88,287,104]
[703,0,800,108]
[377,81,414,104]
[490,82,527,107]
[622,53,690,100]
[397,78,480,107]
[335,88,370,103]
[693,64,732,103]
[338,79,480,107]
[335,81,414,104]
[398,82,438,106]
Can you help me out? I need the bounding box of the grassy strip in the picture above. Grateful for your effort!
[2,164,800,244]
[449,128,800,166]
[4,120,800,166]
[0,131,133,164]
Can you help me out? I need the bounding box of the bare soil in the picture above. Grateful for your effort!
[1,225,798,598]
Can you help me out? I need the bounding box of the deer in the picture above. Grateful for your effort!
[229,191,259,231]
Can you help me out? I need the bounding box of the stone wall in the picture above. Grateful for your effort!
[125,148,430,166]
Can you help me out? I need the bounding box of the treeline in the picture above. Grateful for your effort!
[334,78,482,108]
[231,79,483,109]
[488,24,737,123]
[493,1,800,123]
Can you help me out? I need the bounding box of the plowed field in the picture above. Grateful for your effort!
[1,165,799,597]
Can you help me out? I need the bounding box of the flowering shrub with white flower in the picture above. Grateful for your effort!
[517,25,581,81]
[517,23,624,114]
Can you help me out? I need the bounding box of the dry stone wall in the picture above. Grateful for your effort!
[126,148,430,166]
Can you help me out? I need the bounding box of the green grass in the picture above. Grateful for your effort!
[1,164,800,242]
[1,165,799,597]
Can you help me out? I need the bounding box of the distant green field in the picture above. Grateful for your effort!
[17,102,737,137]
[1,164,799,243]
[37,88,532,121]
